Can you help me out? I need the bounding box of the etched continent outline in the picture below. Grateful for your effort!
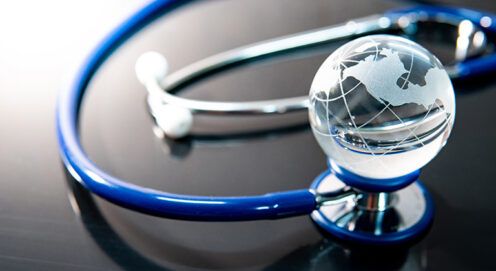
[341,48,451,110]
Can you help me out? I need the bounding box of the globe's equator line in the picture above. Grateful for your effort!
[357,102,391,129]
[379,102,438,156]
[386,106,425,147]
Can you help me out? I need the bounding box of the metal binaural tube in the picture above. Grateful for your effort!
[315,187,361,208]
[144,15,392,116]
[161,15,390,91]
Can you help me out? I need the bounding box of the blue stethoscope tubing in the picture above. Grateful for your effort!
[56,1,496,221]
[386,5,496,79]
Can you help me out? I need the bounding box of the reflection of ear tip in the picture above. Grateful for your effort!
[156,104,193,139]
[135,51,168,84]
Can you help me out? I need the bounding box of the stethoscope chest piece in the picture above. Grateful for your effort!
[311,166,433,245]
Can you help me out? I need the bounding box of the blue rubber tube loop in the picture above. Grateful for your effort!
[386,5,496,79]
[56,0,316,221]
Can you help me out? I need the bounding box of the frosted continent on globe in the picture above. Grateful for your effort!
[309,35,455,179]
[343,48,453,112]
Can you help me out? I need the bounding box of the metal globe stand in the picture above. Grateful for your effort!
[310,158,434,245]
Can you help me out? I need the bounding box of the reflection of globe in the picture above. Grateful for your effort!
[309,35,455,179]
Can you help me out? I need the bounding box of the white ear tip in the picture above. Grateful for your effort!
[135,51,168,85]
[155,104,193,139]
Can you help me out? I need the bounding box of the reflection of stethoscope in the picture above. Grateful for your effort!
[56,0,496,245]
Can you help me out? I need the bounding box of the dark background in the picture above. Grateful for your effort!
[0,0,495,270]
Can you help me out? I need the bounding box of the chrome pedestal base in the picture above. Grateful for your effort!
[310,171,433,245]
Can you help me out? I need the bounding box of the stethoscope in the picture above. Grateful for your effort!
[56,1,496,245]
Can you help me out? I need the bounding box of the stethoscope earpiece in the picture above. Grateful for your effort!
[135,51,168,85]
[154,103,193,139]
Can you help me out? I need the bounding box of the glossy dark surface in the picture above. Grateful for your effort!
[1,0,496,270]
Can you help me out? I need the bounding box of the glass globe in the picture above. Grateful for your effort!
[309,35,455,179]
